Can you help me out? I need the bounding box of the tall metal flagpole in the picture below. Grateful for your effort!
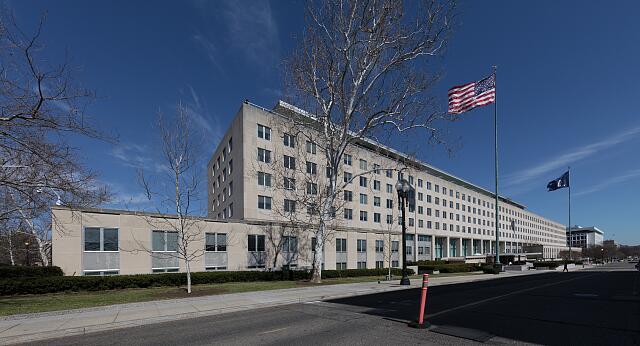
[568,166,572,260]
[494,65,500,264]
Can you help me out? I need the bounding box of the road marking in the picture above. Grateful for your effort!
[426,273,599,319]
[258,327,288,335]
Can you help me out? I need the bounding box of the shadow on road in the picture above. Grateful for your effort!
[326,271,640,345]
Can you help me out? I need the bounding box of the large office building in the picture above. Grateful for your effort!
[52,101,568,276]
[207,101,567,262]
[567,226,604,249]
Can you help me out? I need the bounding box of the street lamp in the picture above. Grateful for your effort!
[24,242,30,266]
[395,178,412,286]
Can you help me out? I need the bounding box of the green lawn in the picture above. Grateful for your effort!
[0,272,484,316]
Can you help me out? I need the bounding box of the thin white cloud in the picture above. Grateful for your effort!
[110,142,172,175]
[504,126,640,192]
[192,31,226,74]
[574,169,640,197]
[192,0,280,68]
[222,0,280,64]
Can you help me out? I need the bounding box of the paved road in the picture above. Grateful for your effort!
[24,263,640,345]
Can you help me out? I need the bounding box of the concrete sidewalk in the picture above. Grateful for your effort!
[0,268,582,345]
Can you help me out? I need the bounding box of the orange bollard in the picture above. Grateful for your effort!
[408,274,430,329]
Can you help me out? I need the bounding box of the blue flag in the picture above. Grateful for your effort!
[547,171,570,191]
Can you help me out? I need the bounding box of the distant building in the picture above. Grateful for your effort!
[603,239,616,247]
[566,226,604,248]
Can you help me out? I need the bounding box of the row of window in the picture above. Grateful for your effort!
[253,123,564,241]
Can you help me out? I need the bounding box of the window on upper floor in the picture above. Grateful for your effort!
[257,124,271,140]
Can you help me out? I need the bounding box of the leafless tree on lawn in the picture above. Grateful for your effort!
[281,0,457,282]
[135,103,205,293]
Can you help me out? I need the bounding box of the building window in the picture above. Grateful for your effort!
[84,227,118,252]
[344,208,353,220]
[374,212,381,223]
[357,239,367,252]
[282,236,298,253]
[392,260,399,268]
[376,261,384,268]
[418,179,423,188]
[258,195,272,210]
[152,230,178,252]
[344,172,353,183]
[359,159,368,170]
[386,184,393,193]
[391,241,399,253]
[343,154,353,165]
[284,155,296,170]
[344,190,353,202]
[373,180,381,191]
[373,164,380,174]
[257,172,272,187]
[284,199,296,213]
[359,193,368,205]
[386,169,393,178]
[374,196,381,207]
[359,211,368,221]
[386,214,393,224]
[257,124,271,140]
[205,233,227,252]
[357,261,367,269]
[306,161,317,175]
[336,262,347,270]
[306,182,318,195]
[306,140,317,154]
[386,199,393,209]
[359,176,367,187]
[375,240,384,253]
[248,234,266,252]
[283,133,295,147]
[336,238,347,252]
[284,177,296,190]
[257,148,271,163]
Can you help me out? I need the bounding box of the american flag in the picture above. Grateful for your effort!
[448,74,496,114]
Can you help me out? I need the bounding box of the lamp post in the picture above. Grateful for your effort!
[24,242,30,266]
[396,178,412,286]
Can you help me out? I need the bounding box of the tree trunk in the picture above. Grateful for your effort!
[8,233,15,266]
[17,207,49,266]
[185,257,192,294]
[311,222,325,283]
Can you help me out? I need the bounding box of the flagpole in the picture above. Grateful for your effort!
[568,166,571,261]
[493,65,500,265]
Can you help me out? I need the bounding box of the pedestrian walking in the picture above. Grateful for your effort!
[563,261,568,272]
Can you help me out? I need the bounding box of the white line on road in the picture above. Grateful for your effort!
[258,327,288,335]
[426,273,599,319]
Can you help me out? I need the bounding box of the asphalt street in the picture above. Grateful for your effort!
[23,262,640,345]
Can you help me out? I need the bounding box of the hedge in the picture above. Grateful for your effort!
[0,268,412,296]
[481,265,501,274]
[418,263,481,273]
[532,261,559,269]
[0,266,63,278]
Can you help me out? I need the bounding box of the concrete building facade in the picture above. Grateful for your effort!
[51,100,568,276]
[207,101,567,263]
[567,226,604,249]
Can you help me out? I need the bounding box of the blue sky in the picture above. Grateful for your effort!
[8,1,640,244]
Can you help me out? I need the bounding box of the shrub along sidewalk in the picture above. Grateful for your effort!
[0,268,411,296]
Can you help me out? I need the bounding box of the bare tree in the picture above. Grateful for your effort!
[262,222,303,270]
[282,0,456,282]
[0,13,110,265]
[136,103,204,293]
